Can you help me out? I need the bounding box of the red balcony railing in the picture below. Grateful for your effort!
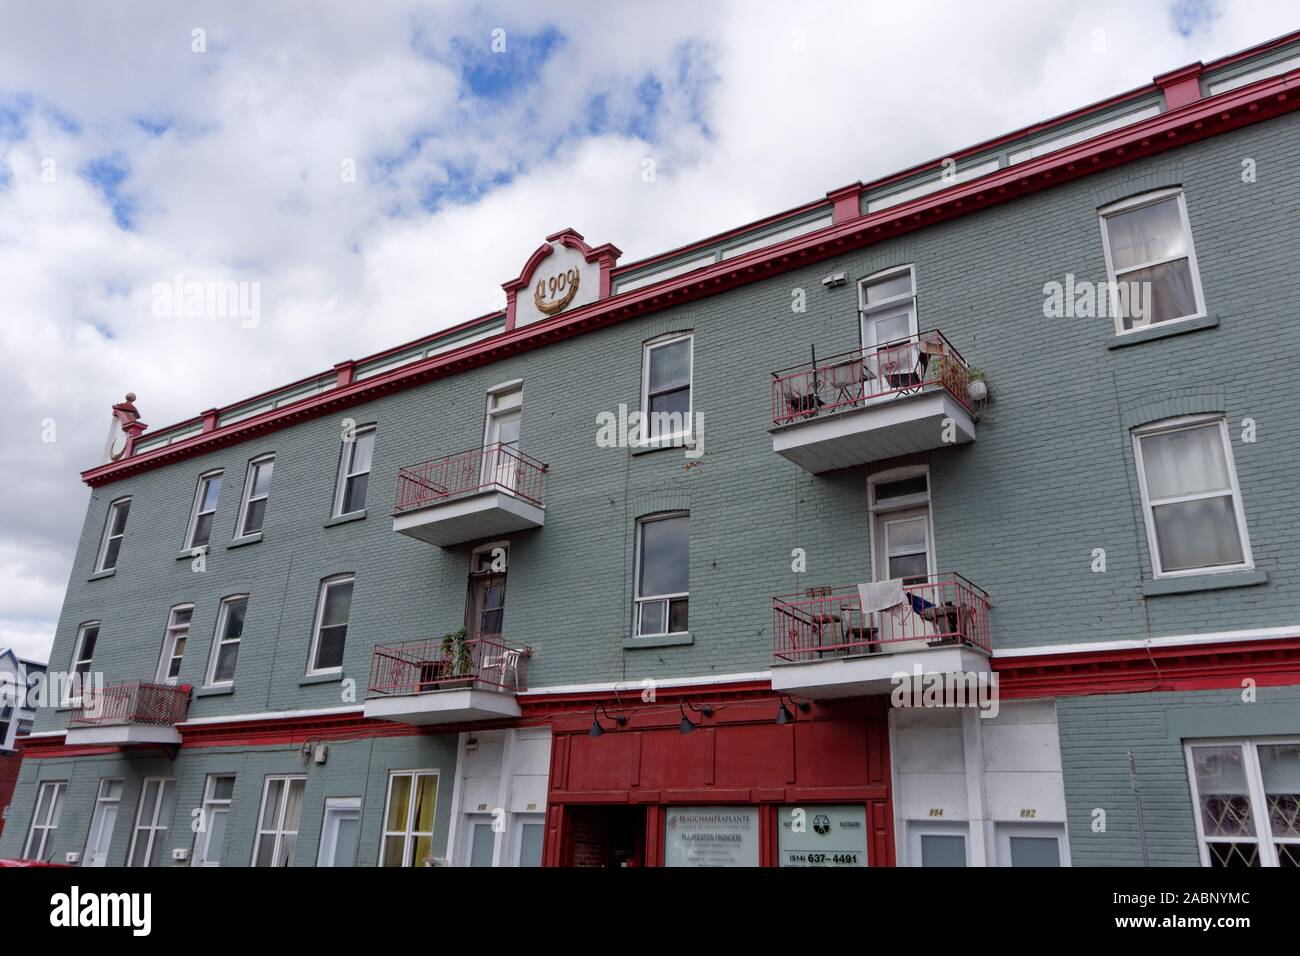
[394,443,547,513]
[368,636,532,697]
[772,573,990,664]
[68,680,192,727]
[771,330,972,426]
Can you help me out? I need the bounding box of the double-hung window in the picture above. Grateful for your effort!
[184,471,222,550]
[83,778,124,867]
[1099,188,1205,332]
[67,622,99,705]
[156,605,193,684]
[206,595,247,686]
[1133,416,1252,577]
[236,455,274,537]
[1187,740,1300,868]
[634,512,689,637]
[308,575,354,674]
[128,778,176,867]
[334,426,375,516]
[252,775,307,867]
[94,497,131,572]
[193,774,236,866]
[641,334,693,444]
[380,770,439,867]
[23,781,66,861]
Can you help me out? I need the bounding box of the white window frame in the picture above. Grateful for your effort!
[192,774,236,867]
[66,622,99,706]
[633,511,689,638]
[251,774,307,867]
[155,604,194,684]
[204,594,248,688]
[906,820,969,867]
[83,777,124,867]
[380,769,440,867]
[184,469,223,551]
[857,264,918,352]
[995,822,1070,867]
[1185,737,1300,869]
[235,454,274,539]
[1098,187,1207,335]
[316,796,362,867]
[306,574,354,676]
[127,777,175,868]
[333,425,375,517]
[94,496,131,572]
[1132,415,1253,578]
[639,333,694,447]
[23,780,66,861]
[481,383,524,491]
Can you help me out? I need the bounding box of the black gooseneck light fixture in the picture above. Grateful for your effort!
[775,695,811,725]
[678,700,714,735]
[588,703,628,737]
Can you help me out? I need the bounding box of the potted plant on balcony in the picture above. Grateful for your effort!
[437,627,475,689]
[965,367,990,404]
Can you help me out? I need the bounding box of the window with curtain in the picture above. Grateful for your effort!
[1134,417,1251,576]
[1188,741,1300,867]
[1100,189,1204,332]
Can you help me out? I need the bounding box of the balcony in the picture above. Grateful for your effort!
[363,636,531,725]
[770,574,991,699]
[65,680,192,746]
[770,331,976,472]
[392,444,547,547]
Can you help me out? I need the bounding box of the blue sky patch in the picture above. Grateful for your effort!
[81,154,135,230]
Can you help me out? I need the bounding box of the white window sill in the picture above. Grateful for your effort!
[325,510,367,528]
[1142,567,1267,596]
[227,532,263,549]
[195,684,236,698]
[1108,313,1217,349]
[623,632,693,649]
[300,671,344,686]
[88,568,117,581]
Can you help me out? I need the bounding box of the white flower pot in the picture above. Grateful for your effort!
[967,379,988,403]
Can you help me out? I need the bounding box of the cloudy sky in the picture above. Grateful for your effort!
[1,1,1295,663]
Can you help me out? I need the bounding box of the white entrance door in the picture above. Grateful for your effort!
[85,779,124,867]
[317,797,361,867]
[872,505,937,648]
[466,813,498,867]
[483,386,523,492]
[860,268,920,393]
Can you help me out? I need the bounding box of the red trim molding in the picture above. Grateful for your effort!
[994,637,1300,699]
[81,63,1300,489]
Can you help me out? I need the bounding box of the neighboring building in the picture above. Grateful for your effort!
[3,31,1300,868]
[0,651,46,843]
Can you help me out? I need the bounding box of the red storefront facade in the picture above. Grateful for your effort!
[532,685,894,867]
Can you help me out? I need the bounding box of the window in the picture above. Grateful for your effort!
[83,778,124,867]
[156,605,193,684]
[317,797,361,867]
[252,775,306,867]
[67,622,99,705]
[184,471,223,550]
[634,513,688,637]
[995,823,1069,867]
[1187,740,1300,868]
[94,497,131,572]
[468,815,496,867]
[334,426,375,516]
[128,779,176,867]
[641,334,693,443]
[1134,416,1252,576]
[23,781,66,861]
[482,385,523,491]
[308,575,354,674]
[206,595,248,686]
[380,770,439,867]
[236,455,274,537]
[908,821,967,867]
[193,774,235,866]
[1099,188,1205,332]
[515,817,545,867]
[0,704,12,749]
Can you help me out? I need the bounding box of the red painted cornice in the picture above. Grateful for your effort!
[81,63,1300,488]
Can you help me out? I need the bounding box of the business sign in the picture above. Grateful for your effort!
[777,805,869,867]
[664,807,759,867]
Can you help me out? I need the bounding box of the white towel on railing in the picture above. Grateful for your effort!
[857,579,905,614]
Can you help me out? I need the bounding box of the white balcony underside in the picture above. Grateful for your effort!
[64,724,183,746]
[364,689,523,725]
[771,390,975,472]
[770,646,991,699]
[392,490,545,547]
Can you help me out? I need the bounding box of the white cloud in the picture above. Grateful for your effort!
[1,0,1296,662]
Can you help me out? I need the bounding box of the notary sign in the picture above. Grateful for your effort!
[664,807,759,867]
[778,805,869,867]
